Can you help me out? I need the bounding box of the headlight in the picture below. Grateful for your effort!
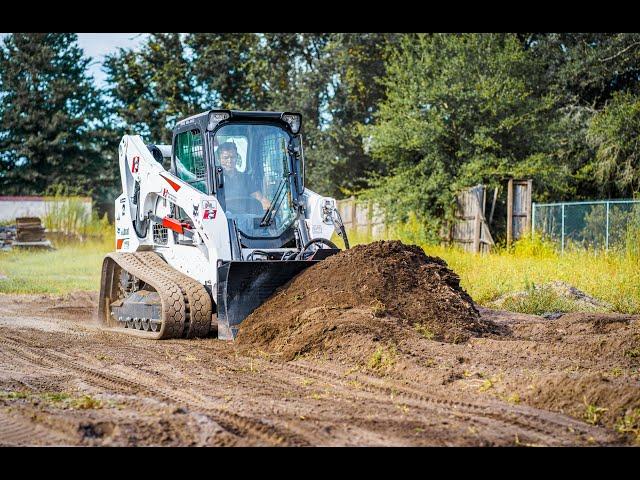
[208,110,231,130]
[281,112,301,134]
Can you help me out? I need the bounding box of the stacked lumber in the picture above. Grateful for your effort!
[0,225,16,248]
[16,217,46,242]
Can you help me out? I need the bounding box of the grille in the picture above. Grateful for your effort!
[153,223,168,245]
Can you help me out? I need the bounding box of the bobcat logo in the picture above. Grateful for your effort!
[193,204,199,217]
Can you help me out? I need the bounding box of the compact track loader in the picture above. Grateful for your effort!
[98,110,349,340]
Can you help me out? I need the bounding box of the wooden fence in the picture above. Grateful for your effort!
[336,197,387,239]
[335,179,532,253]
[449,185,495,253]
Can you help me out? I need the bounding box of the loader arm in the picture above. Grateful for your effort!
[115,134,232,285]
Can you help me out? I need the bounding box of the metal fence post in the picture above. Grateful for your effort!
[605,201,610,251]
[561,203,565,253]
[531,202,536,239]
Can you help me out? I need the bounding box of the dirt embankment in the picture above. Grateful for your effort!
[237,241,499,360]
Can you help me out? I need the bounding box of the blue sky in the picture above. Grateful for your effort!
[76,33,148,87]
[0,33,149,87]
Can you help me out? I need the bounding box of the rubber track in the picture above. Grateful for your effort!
[0,337,302,446]
[98,252,212,339]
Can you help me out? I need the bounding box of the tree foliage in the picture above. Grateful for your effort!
[365,34,560,238]
[104,33,197,143]
[587,91,640,195]
[0,33,114,198]
[3,32,640,237]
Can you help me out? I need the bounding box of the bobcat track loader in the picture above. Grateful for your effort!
[98,110,349,340]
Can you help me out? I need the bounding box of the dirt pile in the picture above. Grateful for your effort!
[237,240,496,359]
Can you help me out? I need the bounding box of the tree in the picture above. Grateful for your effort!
[587,91,640,196]
[524,33,640,199]
[0,33,113,198]
[303,33,397,198]
[104,33,197,143]
[365,34,558,241]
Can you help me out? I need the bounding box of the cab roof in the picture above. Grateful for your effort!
[175,110,296,129]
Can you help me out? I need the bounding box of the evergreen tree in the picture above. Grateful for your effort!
[0,33,111,197]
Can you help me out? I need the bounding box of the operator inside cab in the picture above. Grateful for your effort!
[217,141,271,213]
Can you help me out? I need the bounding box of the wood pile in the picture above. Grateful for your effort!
[16,217,47,242]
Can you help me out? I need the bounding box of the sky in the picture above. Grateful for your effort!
[76,33,148,87]
[0,33,149,87]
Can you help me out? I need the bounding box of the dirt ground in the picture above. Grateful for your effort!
[0,289,639,446]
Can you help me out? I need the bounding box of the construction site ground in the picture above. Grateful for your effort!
[1,291,638,446]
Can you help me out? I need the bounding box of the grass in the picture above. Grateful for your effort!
[414,322,435,339]
[583,397,608,425]
[616,408,640,443]
[497,283,582,315]
[367,345,397,372]
[0,237,112,294]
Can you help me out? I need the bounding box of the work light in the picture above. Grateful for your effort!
[208,110,231,130]
[281,113,301,134]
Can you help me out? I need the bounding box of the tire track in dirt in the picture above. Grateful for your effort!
[259,358,618,445]
[0,335,307,446]
[4,331,608,446]
[0,409,74,446]
[173,350,589,445]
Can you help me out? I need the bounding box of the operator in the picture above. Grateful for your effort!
[217,142,271,211]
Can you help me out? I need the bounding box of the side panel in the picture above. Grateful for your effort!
[302,189,339,240]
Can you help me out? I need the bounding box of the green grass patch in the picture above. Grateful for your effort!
[414,322,435,339]
[616,408,640,443]
[583,398,608,425]
[367,345,397,372]
[0,238,112,294]
[498,283,581,315]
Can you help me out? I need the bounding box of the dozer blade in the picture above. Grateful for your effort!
[216,260,321,340]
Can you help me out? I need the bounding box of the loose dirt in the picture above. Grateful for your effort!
[0,242,639,446]
[237,241,499,360]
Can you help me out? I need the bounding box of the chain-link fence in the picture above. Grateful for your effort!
[532,199,640,252]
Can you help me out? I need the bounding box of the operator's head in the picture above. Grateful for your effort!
[218,142,238,172]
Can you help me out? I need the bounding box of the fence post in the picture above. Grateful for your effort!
[561,203,565,253]
[605,201,610,251]
[507,179,513,248]
[368,199,373,239]
[531,203,536,239]
[473,210,481,253]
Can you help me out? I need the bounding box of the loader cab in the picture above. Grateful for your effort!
[171,110,305,249]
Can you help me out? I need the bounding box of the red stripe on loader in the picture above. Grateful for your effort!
[116,238,124,249]
[160,174,181,192]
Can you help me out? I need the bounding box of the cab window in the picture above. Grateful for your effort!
[174,129,207,193]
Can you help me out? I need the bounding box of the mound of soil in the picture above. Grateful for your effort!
[237,240,496,360]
